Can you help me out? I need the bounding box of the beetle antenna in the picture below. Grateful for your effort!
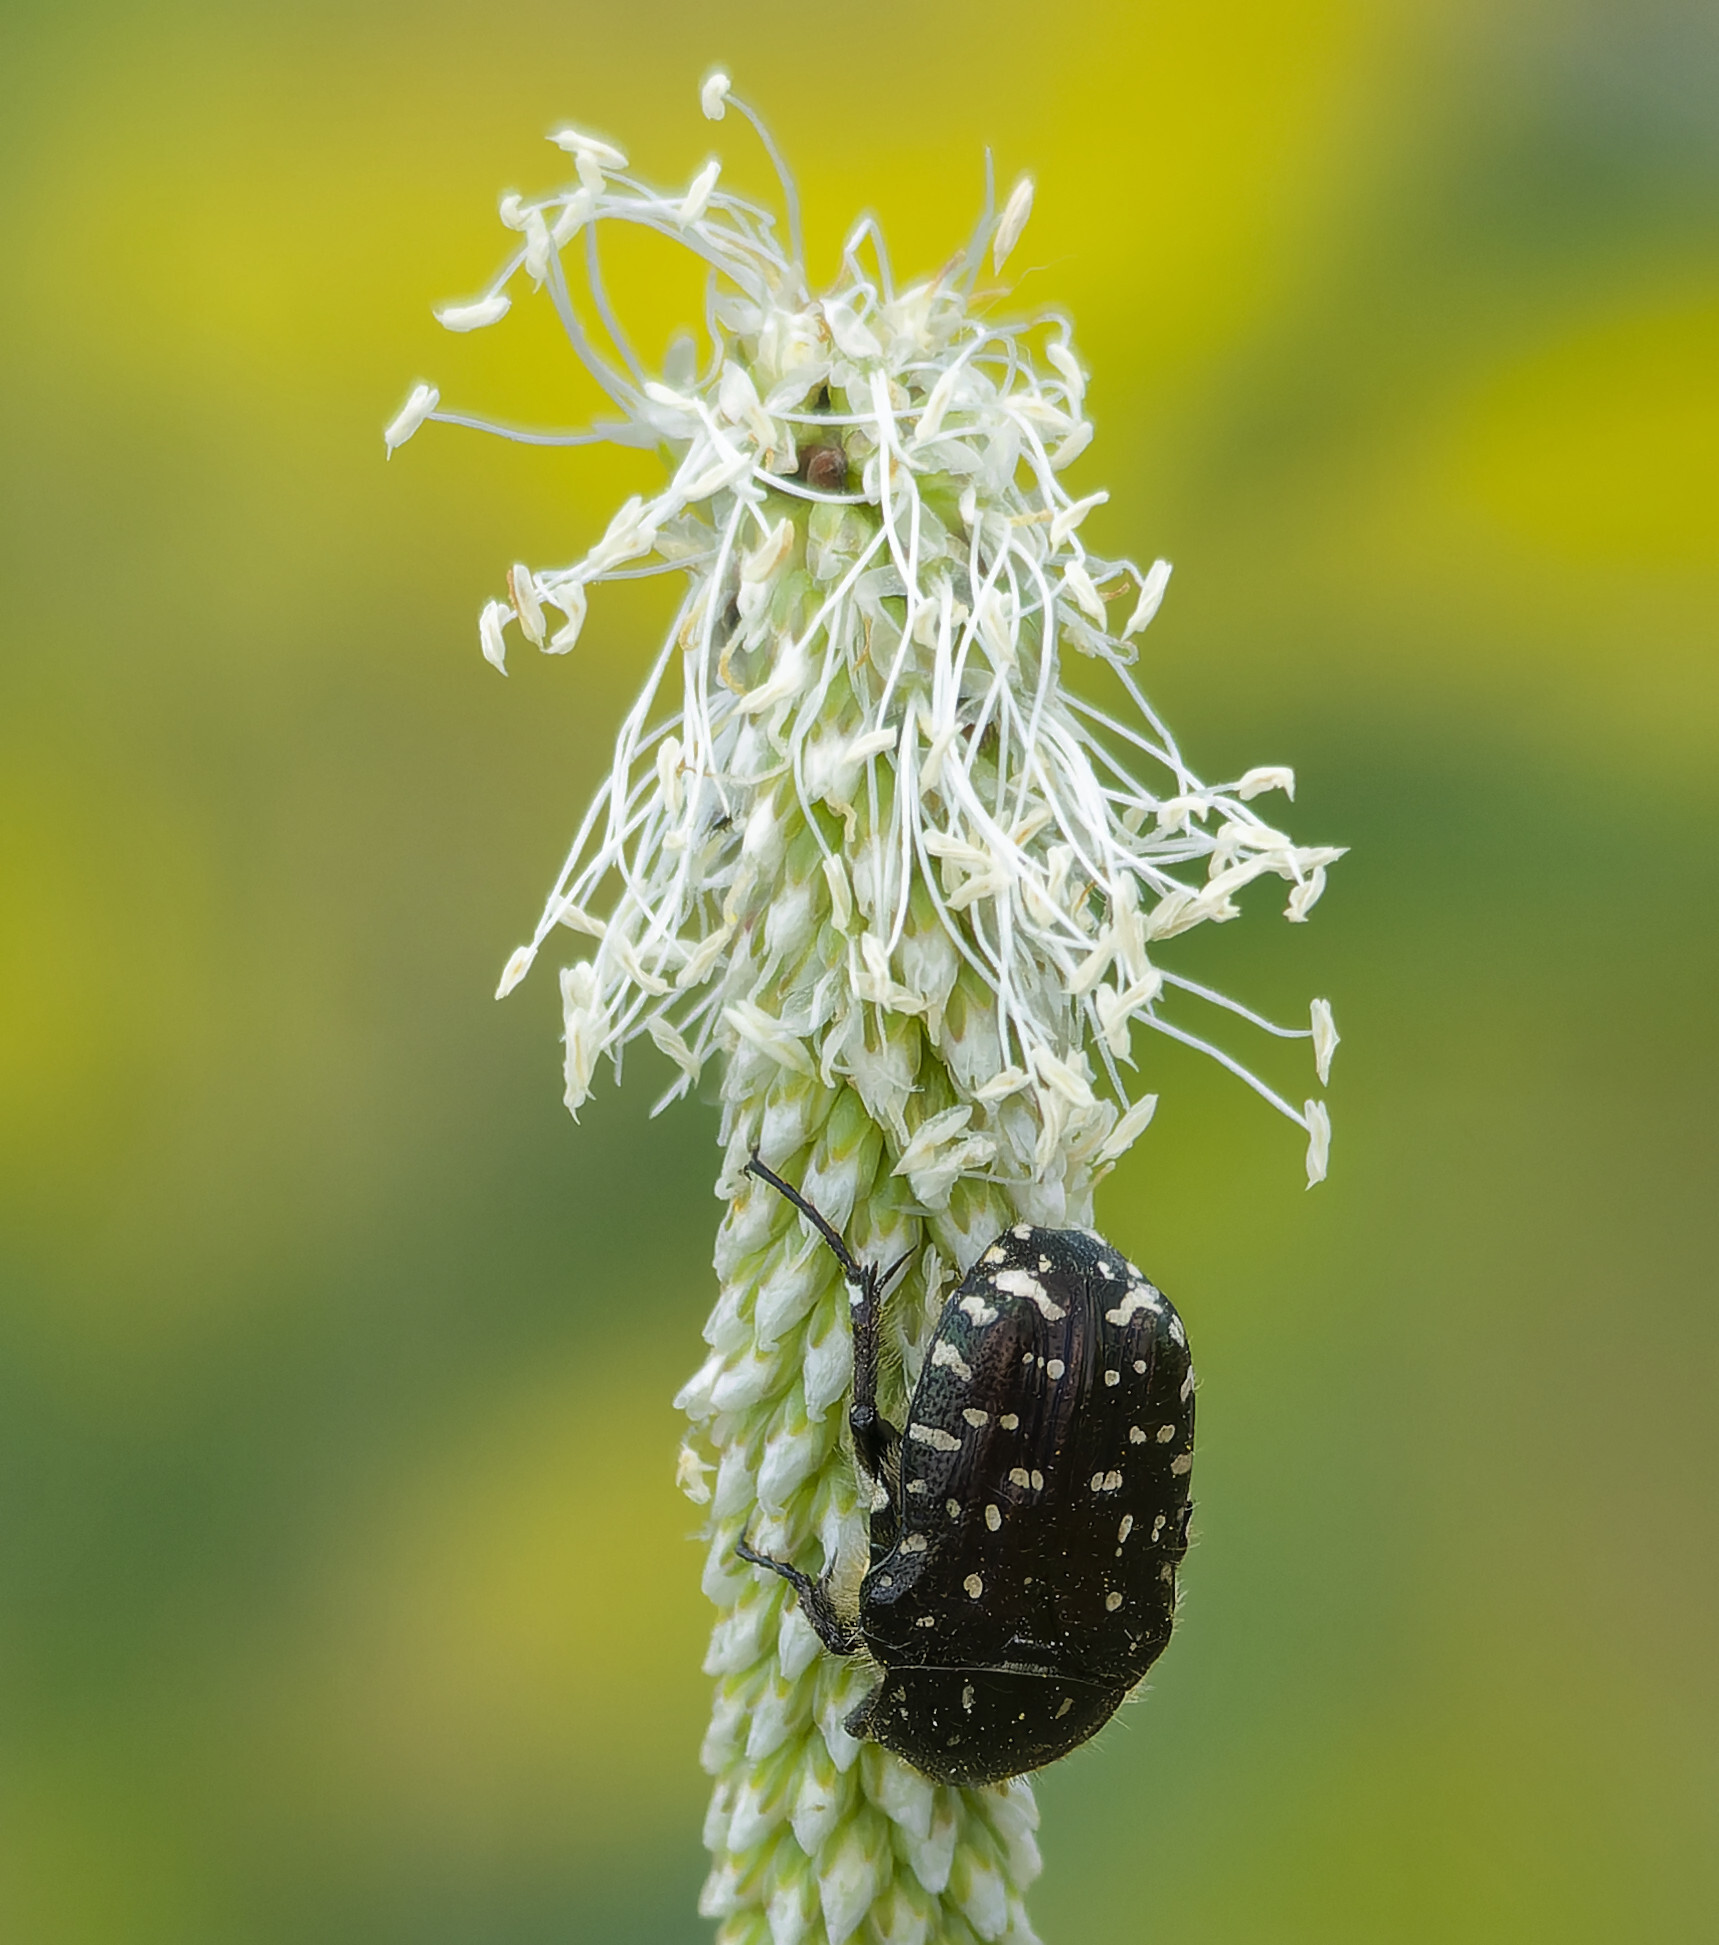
[880,1248,915,1294]
[745,1150,864,1282]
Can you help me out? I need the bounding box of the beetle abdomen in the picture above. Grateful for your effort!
[847,1664,1131,1787]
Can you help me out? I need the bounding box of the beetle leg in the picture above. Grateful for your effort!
[735,1535,863,1656]
[744,1151,910,1494]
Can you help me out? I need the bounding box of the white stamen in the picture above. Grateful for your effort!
[1287,866,1327,922]
[383,382,438,455]
[1304,1099,1331,1187]
[679,159,722,226]
[1050,491,1108,548]
[1311,999,1339,1086]
[508,564,546,646]
[701,72,731,121]
[478,598,510,674]
[1238,765,1295,801]
[1124,558,1173,636]
[1097,1094,1158,1166]
[495,944,534,999]
[545,582,587,655]
[993,176,1035,271]
[523,209,554,285]
[548,127,628,182]
[435,292,512,333]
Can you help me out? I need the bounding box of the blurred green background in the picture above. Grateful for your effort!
[2,0,1715,1939]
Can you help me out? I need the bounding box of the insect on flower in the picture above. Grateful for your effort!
[738,1155,1193,1787]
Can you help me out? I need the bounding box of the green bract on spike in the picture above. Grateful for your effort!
[395,69,1342,1945]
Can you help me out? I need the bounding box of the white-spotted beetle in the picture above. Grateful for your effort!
[738,1154,1195,1786]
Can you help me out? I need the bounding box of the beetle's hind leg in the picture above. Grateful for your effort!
[735,1534,863,1656]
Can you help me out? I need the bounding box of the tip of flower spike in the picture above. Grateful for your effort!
[993,175,1035,272]
[701,71,731,120]
[383,381,438,455]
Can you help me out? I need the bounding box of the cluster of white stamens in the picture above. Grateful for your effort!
[387,78,1342,1195]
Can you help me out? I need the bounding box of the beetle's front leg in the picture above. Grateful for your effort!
[845,1257,902,1487]
[846,1248,912,1561]
[735,1535,863,1656]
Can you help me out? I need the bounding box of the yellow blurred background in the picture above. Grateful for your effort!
[2,0,1715,1938]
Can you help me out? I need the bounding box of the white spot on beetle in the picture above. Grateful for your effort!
[962,1407,989,1428]
[959,1295,999,1326]
[1038,1256,1052,1271]
[1009,1467,1032,1488]
[1156,1424,1177,1443]
[1105,1591,1123,1611]
[931,1341,974,1381]
[964,1574,984,1599]
[1031,1470,1044,1490]
[1118,1515,1134,1543]
[947,1499,962,1518]
[907,1479,927,1495]
[999,1413,1019,1431]
[994,1267,1066,1320]
[899,1533,929,1554]
[962,1684,975,1713]
[1171,1453,1193,1475]
[1095,1260,1115,1280]
[1151,1514,1167,1540]
[1160,1563,1175,1583]
[983,1246,1007,1265]
[1013,1224,1032,1240]
[1046,1358,1066,1380]
[1127,1262,1142,1277]
[909,1423,962,1452]
[1169,1318,1186,1345]
[1104,1369,1120,1386]
[1090,1470,1123,1492]
[1054,1696,1074,1719]
[1134,1359,1148,1374]
[917,1615,938,1627]
[985,1504,1002,1531]
[1105,1290,1160,1326]
[1129,1426,1148,1444]
[1181,1368,1196,1400]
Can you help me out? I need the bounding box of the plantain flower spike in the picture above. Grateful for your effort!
[394,73,1342,1945]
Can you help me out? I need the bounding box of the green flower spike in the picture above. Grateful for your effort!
[392,70,1342,1945]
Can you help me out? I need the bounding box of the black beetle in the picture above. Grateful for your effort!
[737,1153,1195,1786]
